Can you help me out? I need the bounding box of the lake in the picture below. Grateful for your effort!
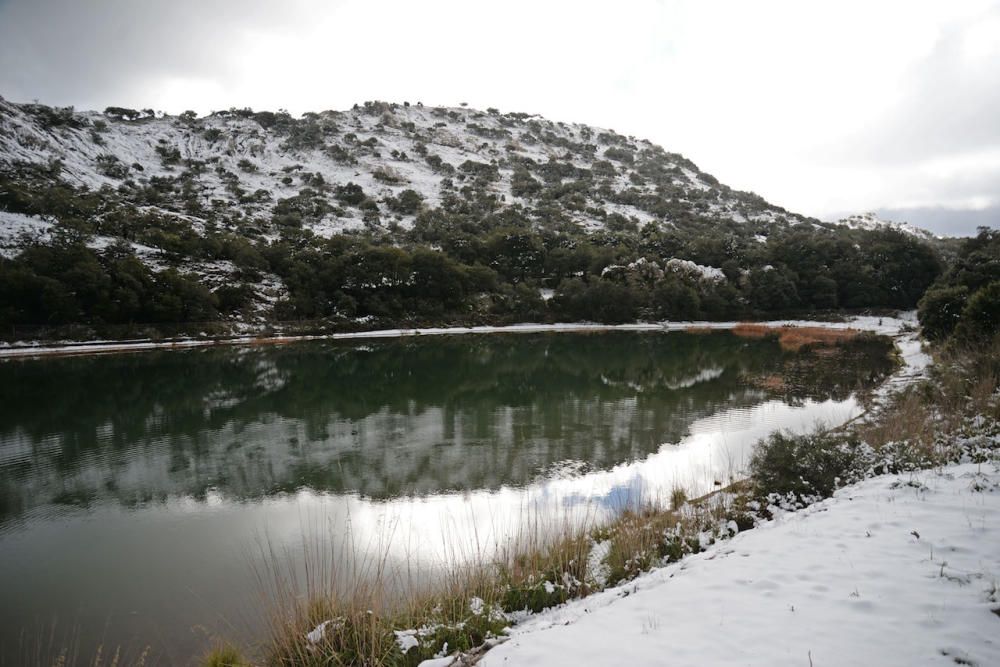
[0,330,895,663]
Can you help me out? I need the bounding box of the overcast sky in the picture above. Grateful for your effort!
[1,0,997,235]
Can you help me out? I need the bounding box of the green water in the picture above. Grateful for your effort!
[0,331,893,663]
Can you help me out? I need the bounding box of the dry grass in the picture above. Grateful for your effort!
[12,638,151,667]
[857,336,1000,458]
[730,323,773,339]
[236,485,758,666]
[776,326,859,352]
[731,323,860,352]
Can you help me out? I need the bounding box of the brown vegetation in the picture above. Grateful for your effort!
[731,323,860,351]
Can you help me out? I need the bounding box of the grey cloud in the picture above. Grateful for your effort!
[875,206,999,238]
[827,4,1000,166]
[0,0,319,110]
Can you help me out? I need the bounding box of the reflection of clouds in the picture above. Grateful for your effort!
[258,397,863,570]
[562,473,646,512]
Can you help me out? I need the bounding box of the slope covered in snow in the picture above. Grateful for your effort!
[837,211,937,241]
[0,98,803,241]
[479,462,1000,666]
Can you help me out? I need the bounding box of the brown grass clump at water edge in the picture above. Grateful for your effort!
[731,323,860,351]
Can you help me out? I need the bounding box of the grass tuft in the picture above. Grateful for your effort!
[200,644,250,667]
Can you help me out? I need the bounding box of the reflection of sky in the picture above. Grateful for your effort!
[321,397,862,569]
[0,397,864,662]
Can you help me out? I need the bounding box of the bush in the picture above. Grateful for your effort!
[918,285,968,341]
[388,189,423,214]
[335,182,366,206]
[200,645,249,667]
[95,154,129,179]
[603,146,634,164]
[955,281,1000,342]
[748,431,857,499]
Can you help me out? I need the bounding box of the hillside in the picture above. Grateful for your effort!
[0,98,942,335]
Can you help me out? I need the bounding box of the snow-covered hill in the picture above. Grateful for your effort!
[0,98,805,240]
[837,211,937,240]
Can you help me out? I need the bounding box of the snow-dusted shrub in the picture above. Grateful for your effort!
[95,154,129,179]
[749,431,859,499]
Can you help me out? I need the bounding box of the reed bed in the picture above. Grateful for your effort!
[731,323,861,351]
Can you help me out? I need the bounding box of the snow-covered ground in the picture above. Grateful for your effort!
[477,462,1000,667]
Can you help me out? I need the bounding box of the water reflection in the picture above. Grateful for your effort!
[0,331,890,523]
[0,331,894,662]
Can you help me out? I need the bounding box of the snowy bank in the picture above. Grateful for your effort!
[478,462,1000,666]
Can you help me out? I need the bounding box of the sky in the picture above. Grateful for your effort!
[1,0,998,236]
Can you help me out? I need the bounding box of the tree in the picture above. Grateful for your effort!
[747,267,799,312]
[651,278,701,320]
[104,106,141,121]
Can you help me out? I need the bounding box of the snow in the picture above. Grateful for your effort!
[480,462,1000,666]
[306,619,340,645]
[586,539,612,588]
[395,630,420,654]
[664,258,726,283]
[0,211,54,256]
[469,597,486,616]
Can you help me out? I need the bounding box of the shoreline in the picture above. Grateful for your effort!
[0,313,921,360]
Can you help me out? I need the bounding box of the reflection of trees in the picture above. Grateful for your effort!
[746,337,897,405]
[0,332,893,520]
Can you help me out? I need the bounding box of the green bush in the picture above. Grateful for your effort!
[748,431,857,499]
[200,645,248,667]
[955,281,1000,342]
[918,285,968,341]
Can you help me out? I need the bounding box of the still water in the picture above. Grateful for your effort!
[0,331,894,663]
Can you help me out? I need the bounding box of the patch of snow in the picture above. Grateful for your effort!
[469,597,485,616]
[481,462,1000,666]
[306,619,340,645]
[585,539,612,588]
[0,211,54,257]
[395,630,420,654]
[664,258,726,283]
